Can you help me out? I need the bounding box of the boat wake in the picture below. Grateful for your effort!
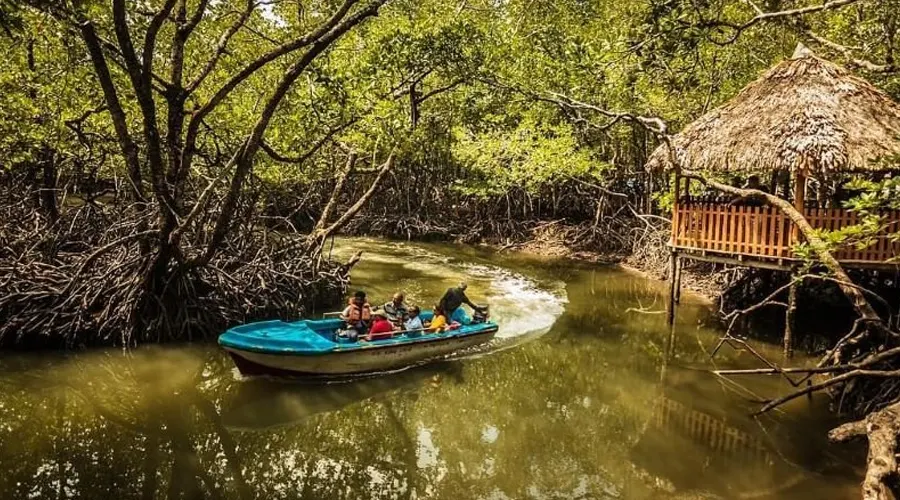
[327,238,568,362]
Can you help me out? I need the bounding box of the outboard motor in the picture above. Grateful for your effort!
[472,306,490,324]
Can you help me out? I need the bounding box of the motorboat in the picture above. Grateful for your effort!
[219,310,498,376]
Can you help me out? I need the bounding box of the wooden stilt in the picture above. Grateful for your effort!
[674,257,683,305]
[667,252,679,326]
[784,280,798,361]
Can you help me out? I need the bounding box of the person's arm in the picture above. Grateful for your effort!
[461,291,483,310]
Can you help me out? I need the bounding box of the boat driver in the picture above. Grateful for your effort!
[438,281,486,324]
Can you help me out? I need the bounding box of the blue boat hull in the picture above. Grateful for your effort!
[219,313,498,376]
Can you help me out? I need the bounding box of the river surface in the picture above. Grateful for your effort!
[0,238,864,499]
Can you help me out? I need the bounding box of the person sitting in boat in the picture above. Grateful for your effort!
[341,290,372,337]
[438,281,486,324]
[429,306,461,333]
[404,306,425,336]
[383,292,409,324]
[367,312,396,341]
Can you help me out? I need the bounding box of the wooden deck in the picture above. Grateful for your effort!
[672,202,900,266]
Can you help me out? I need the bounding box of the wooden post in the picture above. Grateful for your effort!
[674,257,683,305]
[784,279,798,361]
[666,251,680,326]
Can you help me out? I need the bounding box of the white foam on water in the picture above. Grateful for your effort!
[461,264,567,340]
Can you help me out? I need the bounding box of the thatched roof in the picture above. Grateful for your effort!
[646,45,900,176]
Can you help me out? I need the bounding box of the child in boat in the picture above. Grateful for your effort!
[429,306,461,332]
[341,290,372,338]
[404,306,425,335]
[367,312,396,340]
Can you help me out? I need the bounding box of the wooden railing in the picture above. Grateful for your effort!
[672,203,900,264]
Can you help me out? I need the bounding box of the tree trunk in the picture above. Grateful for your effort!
[78,21,145,202]
[830,401,900,500]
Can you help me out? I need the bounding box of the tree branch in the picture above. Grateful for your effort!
[799,28,896,73]
[179,0,361,191]
[309,151,357,236]
[711,0,864,44]
[78,20,145,202]
[415,78,466,104]
[185,0,256,94]
[141,0,179,84]
[259,117,358,164]
[307,151,395,253]
[830,401,900,500]
[182,0,211,38]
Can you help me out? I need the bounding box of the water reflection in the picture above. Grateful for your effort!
[0,239,862,499]
[222,362,463,431]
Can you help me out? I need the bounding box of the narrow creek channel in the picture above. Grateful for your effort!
[0,238,864,499]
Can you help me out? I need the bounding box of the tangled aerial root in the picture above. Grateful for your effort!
[0,189,351,349]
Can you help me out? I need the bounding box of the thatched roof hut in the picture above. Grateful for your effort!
[646,45,900,178]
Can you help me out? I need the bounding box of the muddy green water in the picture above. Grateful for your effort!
[0,239,863,499]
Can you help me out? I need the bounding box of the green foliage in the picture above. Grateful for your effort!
[654,189,675,213]
[452,117,602,198]
[843,177,900,212]
[3,0,900,222]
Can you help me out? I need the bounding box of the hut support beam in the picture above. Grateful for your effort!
[674,257,683,305]
[667,251,680,326]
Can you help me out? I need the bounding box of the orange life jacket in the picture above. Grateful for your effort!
[345,300,372,322]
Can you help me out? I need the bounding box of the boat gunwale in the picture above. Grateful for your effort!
[219,323,499,357]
